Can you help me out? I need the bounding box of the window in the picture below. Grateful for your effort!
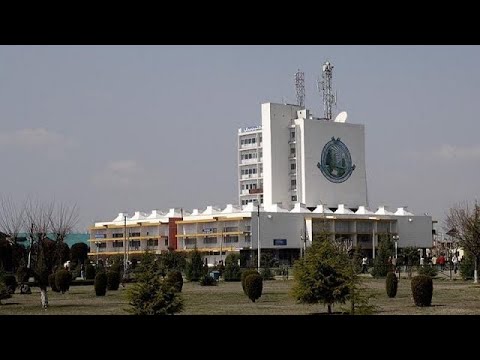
[112,233,123,238]
[147,239,158,247]
[204,237,217,244]
[113,241,123,248]
[224,236,239,243]
[290,130,295,139]
[185,238,196,245]
[245,235,251,242]
[273,239,287,246]
[96,242,107,249]
[290,147,295,154]
[164,239,169,246]
[290,163,296,170]
[129,232,141,237]
[129,240,140,249]
[252,138,256,143]
[291,179,296,187]
[291,195,297,201]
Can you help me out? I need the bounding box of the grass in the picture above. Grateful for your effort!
[1,277,480,315]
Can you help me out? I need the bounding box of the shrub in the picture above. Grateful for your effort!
[241,269,259,294]
[385,272,398,298]
[49,273,60,292]
[107,271,121,290]
[126,253,183,315]
[459,252,475,280]
[4,275,17,294]
[199,274,217,286]
[224,262,241,282]
[85,264,96,280]
[17,266,30,283]
[55,269,72,293]
[165,270,183,292]
[261,267,275,281]
[94,272,108,296]
[185,249,204,282]
[411,275,433,307]
[417,265,438,278]
[0,282,11,303]
[110,262,123,275]
[244,273,263,302]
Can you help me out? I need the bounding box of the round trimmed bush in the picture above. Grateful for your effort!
[241,269,259,294]
[16,266,30,283]
[49,273,60,292]
[199,274,217,286]
[107,271,121,290]
[55,269,72,293]
[4,275,17,294]
[386,272,398,298]
[166,270,184,292]
[85,264,96,280]
[94,272,108,296]
[244,273,263,302]
[411,275,433,307]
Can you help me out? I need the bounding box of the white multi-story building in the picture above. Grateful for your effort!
[238,126,263,206]
[239,103,367,210]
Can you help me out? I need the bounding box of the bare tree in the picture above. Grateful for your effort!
[49,202,79,267]
[0,195,25,245]
[24,198,54,308]
[0,195,26,271]
[446,201,480,283]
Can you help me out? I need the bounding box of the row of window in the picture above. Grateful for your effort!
[241,168,259,175]
[241,183,258,190]
[241,198,264,205]
[240,152,259,160]
[108,239,168,248]
[185,236,242,244]
[240,137,261,145]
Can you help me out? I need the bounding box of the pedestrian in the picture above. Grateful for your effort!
[362,256,368,274]
[452,253,458,274]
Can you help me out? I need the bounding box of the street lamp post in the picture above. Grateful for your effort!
[95,241,100,265]
[393,235,399,259]
[123,215,128,275]
[254,200,261,272]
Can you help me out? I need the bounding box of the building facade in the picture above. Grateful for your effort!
[238,126,263,206]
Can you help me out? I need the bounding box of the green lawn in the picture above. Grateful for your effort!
[1,277,480,315]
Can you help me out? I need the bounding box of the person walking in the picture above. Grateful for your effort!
[362,256,368,274]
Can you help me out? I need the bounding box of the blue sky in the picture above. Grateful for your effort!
[0,45,478,231]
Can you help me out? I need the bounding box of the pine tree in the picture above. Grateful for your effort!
[185,248,204,282]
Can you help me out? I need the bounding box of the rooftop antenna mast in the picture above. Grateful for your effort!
[294,69,305,108]
[318,61,336,120]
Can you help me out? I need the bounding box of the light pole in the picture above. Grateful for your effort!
[393,235,399,259]
[123,215,128,275]
[95,241,100,265]
[254,200,261,272]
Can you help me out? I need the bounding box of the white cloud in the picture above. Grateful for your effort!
[0,128,73,149]
[92,160,147,189]
[437,144,480,160]
[406,144,480,162]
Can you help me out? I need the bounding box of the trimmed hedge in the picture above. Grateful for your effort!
[85,264,96,280]
[241,269,259,294]
[94,272,108,296]
[386,272,398,298]
[4,275,17,294]
[199,274,217,286]
[107,271,121,291]
[411,275,433,307]
[49,273,60,292]
[55,270,72,293]
[166,270,184,292]
[244,273,263,302]
[17,267,30,283]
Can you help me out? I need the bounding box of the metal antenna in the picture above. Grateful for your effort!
[319,61,336,120]
[294,69,305,108]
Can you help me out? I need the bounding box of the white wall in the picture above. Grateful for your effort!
[250,212,305,249]
[396,215,433,248]
[300,119,368,208]
[262,103,302,208]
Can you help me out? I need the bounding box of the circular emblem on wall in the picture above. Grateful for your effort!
[317,137,356,183]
